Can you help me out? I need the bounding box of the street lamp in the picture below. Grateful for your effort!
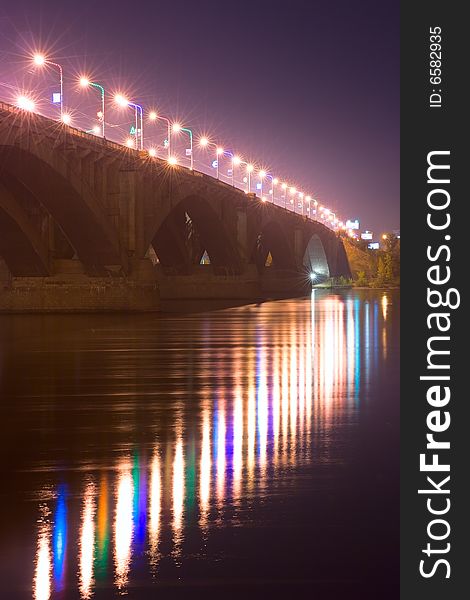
[246,163,254,193]
[305,195,312,219]
[221,150,236,186]
[258,170,266,199]
[172,123,193,170]
[80,77,105,137]
[16,95,35,112]
[215,147,224,179]
[33,53,64,118]
[281,182,287,208]
[289,187,297,212]
[115,94,144,150]
[149,111,172,158]
[232,155,241,187]
[271,177,278,204]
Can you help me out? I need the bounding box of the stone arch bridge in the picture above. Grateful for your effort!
[0,103,351,311]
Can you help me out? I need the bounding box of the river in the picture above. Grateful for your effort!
[0,289,399,599]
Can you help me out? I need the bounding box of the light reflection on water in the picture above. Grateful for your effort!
[2,290,398,598]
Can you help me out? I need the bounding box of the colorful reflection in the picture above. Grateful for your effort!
[79,481,95,599]
[114,462,133,592]
[34,506,51,600]
[96,475,109,580]
[149,450,162,572]
[52,485,67,592]
[172,432,185,561]
[31,291,394,596]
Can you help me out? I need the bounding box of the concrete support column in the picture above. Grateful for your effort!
[118,170,136,257]
[236,208,248,263]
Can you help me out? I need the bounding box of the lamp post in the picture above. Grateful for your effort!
[198,138,235,182]
[130,102,143,150]
[80,78,105,137]
[271,177,278,204]
[299,192,304,216]
[215,147,224,179]
[115,94,143,150]
[33,54,64,118]
[149,111,171,158]
[232,155,241,187]
[258,170,266,200]
[329,211,336,230]
[281,182,287,208]
[312,199,318,219]
[246,163,254,193]
[306,195,312,219]
[173,123,193,170]
[290,187,297,213]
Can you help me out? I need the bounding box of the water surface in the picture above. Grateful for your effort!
[0,290,399,598]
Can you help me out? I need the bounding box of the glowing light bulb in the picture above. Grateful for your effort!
[232,155,241,165]
[92,125,101,135]
[149,111,158,121]
[61,114,71,125]
[246,163,254,173]
[216,147,224,155]
[281,182,287,190]
[33,54,46,66]
[148,148,157,157]
[290,187,296,195]
[168,156,178,165]
[172,123,181,133]
[306,195,311,202]
[16,96,35,112]
[259,170,266,179]
[125,138,134,148]
[80,77,90,88]
[273,177,279,185]
[199,136,209,147]
[115,94,129,107]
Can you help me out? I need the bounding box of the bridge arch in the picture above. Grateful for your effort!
[0,143,123,271]
[150,193,242,271]
[251,219,296,271]
[302,233,330,282]
[0,183,50,276]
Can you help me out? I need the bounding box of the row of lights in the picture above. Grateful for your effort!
[15,52,350,230]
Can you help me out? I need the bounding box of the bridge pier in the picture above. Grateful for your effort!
[0,257,160,313]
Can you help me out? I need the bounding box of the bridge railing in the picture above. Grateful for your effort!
[1,102,342,235]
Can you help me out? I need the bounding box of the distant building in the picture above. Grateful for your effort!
[346,218,360,230]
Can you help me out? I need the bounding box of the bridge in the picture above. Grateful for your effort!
[0,102,351,312]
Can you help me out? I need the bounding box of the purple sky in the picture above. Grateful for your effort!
[0,0,399,234]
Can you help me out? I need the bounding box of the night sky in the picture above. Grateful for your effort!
[0,0,399,234]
